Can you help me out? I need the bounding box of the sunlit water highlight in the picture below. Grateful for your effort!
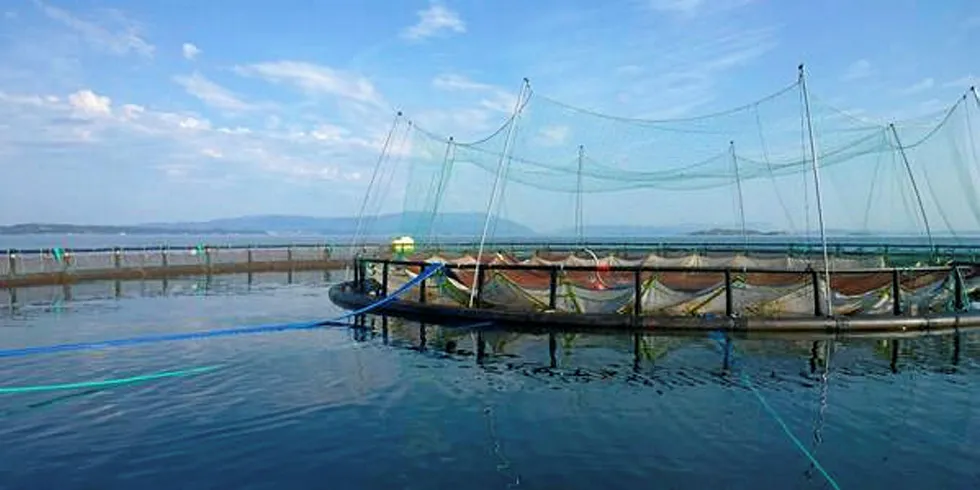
[1,271,978,489]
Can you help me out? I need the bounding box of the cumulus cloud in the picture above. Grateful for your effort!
[182,42,201,60]
[68,89,112,116]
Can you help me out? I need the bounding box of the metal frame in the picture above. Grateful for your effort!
[355,256,976,319]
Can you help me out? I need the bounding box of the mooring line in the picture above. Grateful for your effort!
[0,264,444,359]
[0,365,220,394]
[707,331,842,490]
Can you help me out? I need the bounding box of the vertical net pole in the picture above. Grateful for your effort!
[469,79,531,308]
[799,64,833,317]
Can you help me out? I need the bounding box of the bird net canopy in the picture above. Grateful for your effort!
[355,69,980,253]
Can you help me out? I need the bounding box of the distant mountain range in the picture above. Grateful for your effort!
[0,214,956,238]
[0,213,536,238]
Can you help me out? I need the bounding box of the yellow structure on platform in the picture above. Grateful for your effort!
[390,236,416,255]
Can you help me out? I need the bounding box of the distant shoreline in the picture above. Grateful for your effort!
[0,224,268,236]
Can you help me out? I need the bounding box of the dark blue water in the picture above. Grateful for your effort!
[1,271,979,489]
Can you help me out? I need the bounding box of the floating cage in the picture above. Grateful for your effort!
[330,243,980,334]
[331,68,980,335]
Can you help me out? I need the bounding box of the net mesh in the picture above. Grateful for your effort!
[366,76,980,247]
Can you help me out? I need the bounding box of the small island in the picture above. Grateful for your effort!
[688,228,787,236]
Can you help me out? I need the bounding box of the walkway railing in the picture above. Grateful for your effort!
[355,257,980,318]
[0,244,378,288]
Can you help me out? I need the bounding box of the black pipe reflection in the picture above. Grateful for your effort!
[953,331,961,366]
[550,333,558,369]
[476,331,486,364]
[890,339,900,374]
[632,333,640,372]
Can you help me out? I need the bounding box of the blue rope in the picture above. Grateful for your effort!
[0,264,444,359]
[707,331,842,490]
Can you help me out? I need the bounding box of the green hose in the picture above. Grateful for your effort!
[0,365,220,394]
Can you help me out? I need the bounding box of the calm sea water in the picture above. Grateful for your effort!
[1,271,979,489]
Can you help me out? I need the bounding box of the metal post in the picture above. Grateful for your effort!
[287,246,294,267]
[633,268,642,316]
[7,250,15,276]
[892,269,902,316]
[548,267,558,309]
[161,247,169,268]
[381,261,389,297]
[724,270,734,317]
[113,248,122,269]
[811,269,823,316]
[419,277,427,303]
[953,266,965,311]
[354,257,361,290]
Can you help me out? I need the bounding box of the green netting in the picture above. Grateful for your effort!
[360,74,980,250]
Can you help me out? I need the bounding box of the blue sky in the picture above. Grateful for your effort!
[0,0,977,231]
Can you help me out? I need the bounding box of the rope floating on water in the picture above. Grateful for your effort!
[707,331,842,490]
[0,365,220,395]
[0,264,445,359]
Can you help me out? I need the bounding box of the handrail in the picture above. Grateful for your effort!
[1,239,979,256]
[358,257,971,275]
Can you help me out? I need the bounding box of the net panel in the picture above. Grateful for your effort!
[368,252,972,318]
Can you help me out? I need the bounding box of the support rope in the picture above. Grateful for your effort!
[0,264,444,359]
[889,124,934,250]
[707,331,842,490]
[348,112,402,278]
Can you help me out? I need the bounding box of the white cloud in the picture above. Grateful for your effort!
[401,2,466,40]
[943,75,978,89]
[68,89,112,116]
[432,73,494,92]
[201,148,223,159]
[309,124,350,142]
[648,0,754,17]
[173,72,252,111]
[120,103,144,120]
[841,59,873,81]
[431,73,518,114]
[182,42,201,60]
[34,1,154,57]
[896,78,935,96]
[537,125,569,147]
[177,116,211,131]
[236,61,384,106]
